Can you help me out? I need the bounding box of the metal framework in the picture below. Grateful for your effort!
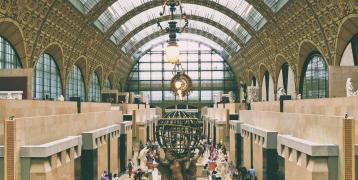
[115,15,246,49]
[127,41,238,108]
[68,0,290,63]
[127,29,234,55]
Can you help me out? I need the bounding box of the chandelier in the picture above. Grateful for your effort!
[170,65,192,101]
[157,0,188,64]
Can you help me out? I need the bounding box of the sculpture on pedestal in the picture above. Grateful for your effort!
[346,78,358,97]
[58,95,65,101]
[277,87,287,101]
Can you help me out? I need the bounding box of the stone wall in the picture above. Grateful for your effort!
[97,138,108,180]
[0,99,112,122]
[240,110,345,180]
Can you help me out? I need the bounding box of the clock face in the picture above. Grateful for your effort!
[170,71,192,98]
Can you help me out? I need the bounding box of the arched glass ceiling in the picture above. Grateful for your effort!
[109,4,251,46]
[132,34,229,60]
[70,0,289,18]
[68,0,100,14]
[95,2,264,33]
[210,0,266,30]
[263,0,289,12]
[121,20,240,54]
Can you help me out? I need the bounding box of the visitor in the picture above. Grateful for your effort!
[112,173,119,180]
[212,170,218,180]
[128,159,134,178]
[138,141,144,165]
[203,164,210,180]
[101,171,108,180]
[134,168,144,180]
[232,168,239,180]
[147,168,153,180]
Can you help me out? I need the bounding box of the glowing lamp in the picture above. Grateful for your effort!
[175,80,182,89]
[165,43,180,64]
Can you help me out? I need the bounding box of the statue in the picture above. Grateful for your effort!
[277,87,286,99]
[296,94,301,100]
[240,81,248,103]
[58,95,65,101]
[7,92,14,99]
[155,147,204,180]
[346,78,358,97]
[138,147,150,169]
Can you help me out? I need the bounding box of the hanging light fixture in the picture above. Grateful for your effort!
[157,0,188,64]
[170,69,192,101]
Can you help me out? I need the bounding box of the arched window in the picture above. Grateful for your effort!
[300,53,328,99]
[281,63,289,91]
[32,54,62,99]
[88,72,101,102]
[341,34,358,66]
[127,41,237,104]
[67,65,85,101]
[251,77,257,87]
[104,78,112,90]
[0,36,22,69]
[118,82,122,92]
[263,71,270,101]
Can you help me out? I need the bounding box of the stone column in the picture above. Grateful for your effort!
[343,117,355,180]
[4,118,16,180]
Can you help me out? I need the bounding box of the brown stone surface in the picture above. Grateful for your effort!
[253,143,263,180]
[97,136,108,180]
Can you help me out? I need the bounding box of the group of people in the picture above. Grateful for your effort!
[200,139,259,180]
[100,171,119,180]
[127,140,160,180]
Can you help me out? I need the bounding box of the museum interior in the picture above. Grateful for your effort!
[0,0,358,180]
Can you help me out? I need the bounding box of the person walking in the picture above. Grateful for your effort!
[112,173,119,180]
[128,159,134,178]
[101,171,108,180]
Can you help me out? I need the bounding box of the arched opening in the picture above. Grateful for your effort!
[88,72,101,102]
[261,71,274,101]
[277,63,295,97]
[32,53,62,100]
[104,77,112,90]
[340,33,358,66]
[251,76,257,87]
[127,41,237,107]
[300,53,328,99]
[0,36,22,69]
[66,65,86,101]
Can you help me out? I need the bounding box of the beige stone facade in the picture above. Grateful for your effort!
[202,98,358,180]
[0,100,141,180]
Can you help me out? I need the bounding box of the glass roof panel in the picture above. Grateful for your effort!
[263,0,289,12]
[130,34,230,59]
[121,19,239,54]
[94,0,152,31]
[209,0,266,30]
[68,0,100,14]
[110,4,251,45]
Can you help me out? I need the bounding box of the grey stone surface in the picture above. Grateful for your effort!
[20,136,82,157]
[120,121,132,134]
[241,123,278,149]
[82,124,120,150]
[229,121,242,133]
[277,134,339,156]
